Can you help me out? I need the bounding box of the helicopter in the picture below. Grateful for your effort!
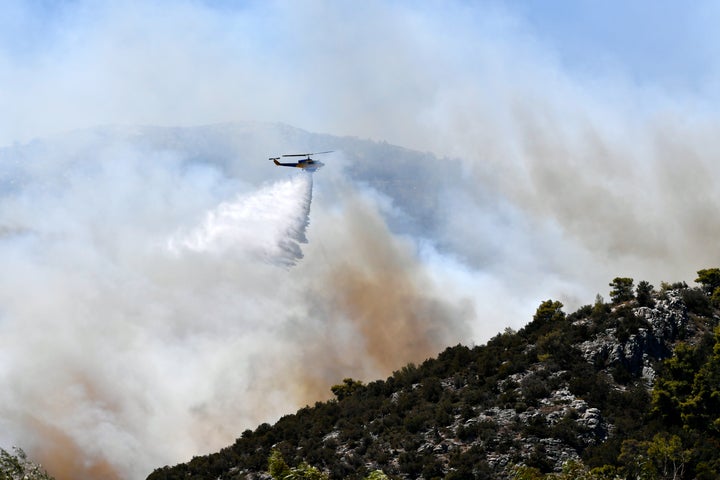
[269,151,333,172]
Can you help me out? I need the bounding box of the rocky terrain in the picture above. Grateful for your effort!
[148,278,720,480]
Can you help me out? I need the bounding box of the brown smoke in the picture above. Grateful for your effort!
[280,192,472,403]
[24,417,120,480]
[324,207,457,372]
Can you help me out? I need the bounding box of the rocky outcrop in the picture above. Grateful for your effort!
[579,291,690,380]
[320,291,698,478]
[146,288,720,480]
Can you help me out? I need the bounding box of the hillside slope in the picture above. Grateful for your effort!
[147,275,720,479]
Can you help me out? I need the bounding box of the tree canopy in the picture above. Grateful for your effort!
[609,277,634,303]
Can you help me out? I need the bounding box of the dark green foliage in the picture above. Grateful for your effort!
[614,306,649,343]
[660,281,688,299]
[567,304,592,322]
[421,456,444,479]
[695,268,720,295]
[550,413,588,450]
[147,274,720,480]
[569,363,609,404]
[522,414,550,438]
[677,329,720,433]
[682,287,713,317]
[421,376,443,403]
[610,327,720,478]
[710,288,720,309]
[589,299,612,333]
[610,363,633,384]
[536,329,584,370]
[636,280,655,308]
[520,374,550,406]
[526,444,555,473]
[331,378,365,400]
[609,277,634,304]
[522,300,565,339]
[651,340,710,426]
[446,446,489,480]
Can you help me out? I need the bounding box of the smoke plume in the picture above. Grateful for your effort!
[275,191,473,400]
[0,136,471,479]
[2,1,720,479]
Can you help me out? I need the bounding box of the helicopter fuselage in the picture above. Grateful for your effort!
[272,158,324,172]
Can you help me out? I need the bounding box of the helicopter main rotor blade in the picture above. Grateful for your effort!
[281,150,334,157]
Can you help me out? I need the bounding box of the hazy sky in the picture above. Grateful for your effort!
[2,1,720,479]
[2,0,719,146]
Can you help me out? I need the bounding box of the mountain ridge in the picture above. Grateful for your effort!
[146,274,720,480]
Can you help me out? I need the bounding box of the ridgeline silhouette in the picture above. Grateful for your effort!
[146,270,720,480]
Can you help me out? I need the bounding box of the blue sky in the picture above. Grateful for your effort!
[1,0,718,145]
[513,0,717,90]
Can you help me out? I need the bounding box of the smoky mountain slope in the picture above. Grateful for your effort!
[147,273,720,480]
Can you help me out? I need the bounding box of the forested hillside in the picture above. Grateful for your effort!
[147,271,720,480]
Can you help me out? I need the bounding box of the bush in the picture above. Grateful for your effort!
[682,288,712,317]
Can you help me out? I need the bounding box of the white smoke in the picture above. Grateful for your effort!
[0,132,470,479]
[2,1,720,479]
[0,140,321,478]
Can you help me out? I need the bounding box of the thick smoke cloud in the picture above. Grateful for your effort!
[2,1,720,479]
[0,130,473,479]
